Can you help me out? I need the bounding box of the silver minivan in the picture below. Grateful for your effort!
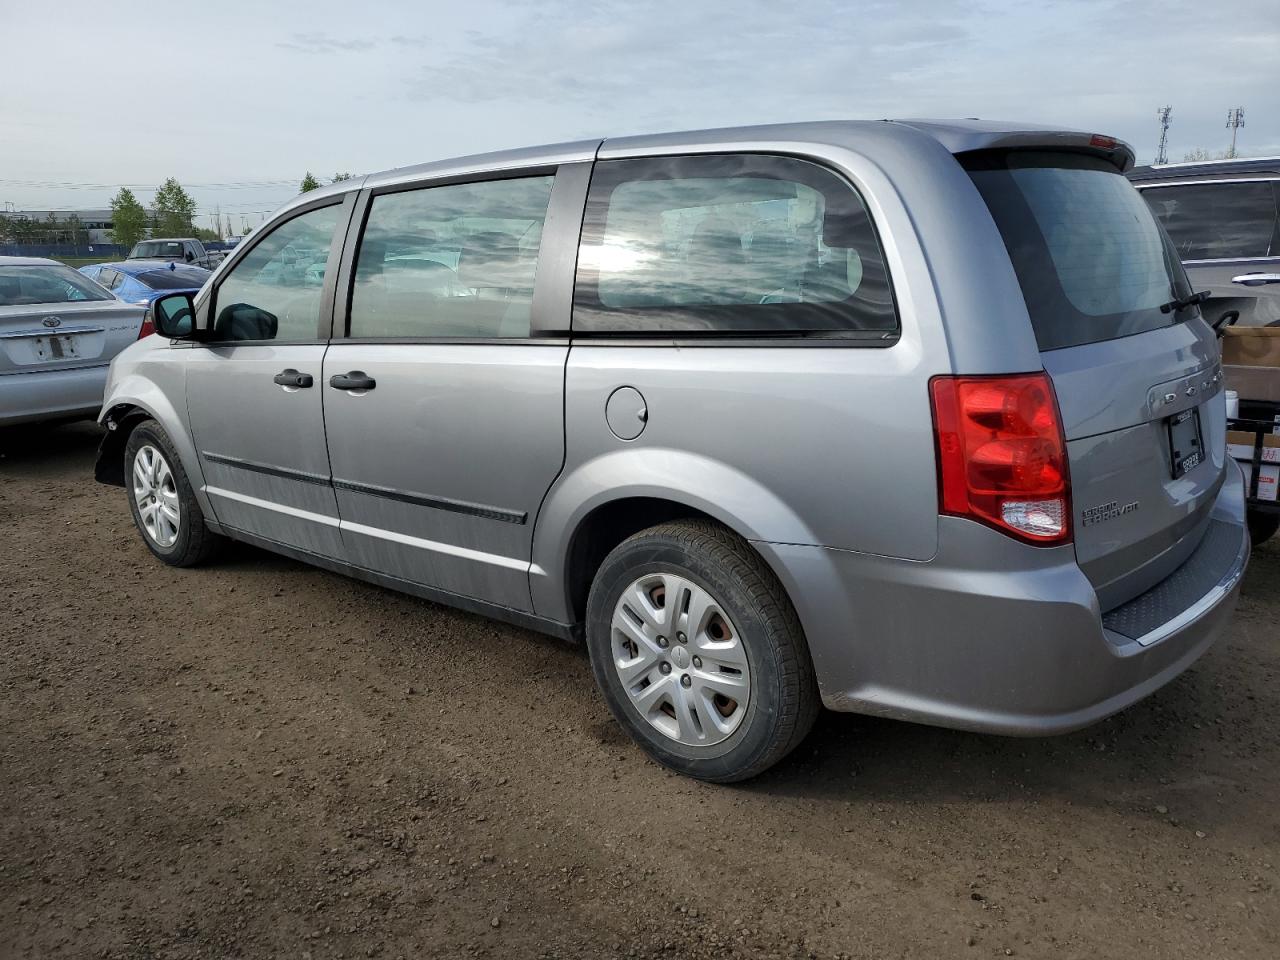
[97,120,1250,782]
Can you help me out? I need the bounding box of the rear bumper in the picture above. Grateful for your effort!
[758,461,1249,735]
[0,365,108,427]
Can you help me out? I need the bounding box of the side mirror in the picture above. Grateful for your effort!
[152,291,196,339]
[185,251,195,263]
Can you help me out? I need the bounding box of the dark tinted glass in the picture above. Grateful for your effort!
[349,176,554,338]
[966,151,1192,352]
[573,154,897,337]
[1140,181,1278,260]
[0,264,114,305]
[133,241,186,258]
[139,266,210,289]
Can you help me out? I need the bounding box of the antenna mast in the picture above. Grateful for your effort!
[1155,106,1172,165]
[1226,107,1245,158]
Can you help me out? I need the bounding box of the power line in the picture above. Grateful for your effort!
[0,178,299,190]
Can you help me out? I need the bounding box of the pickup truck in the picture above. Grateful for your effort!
[127,238,226,270]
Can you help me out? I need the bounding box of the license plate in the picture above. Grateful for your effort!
[1167,406,1203,479]
[34,334,78,361]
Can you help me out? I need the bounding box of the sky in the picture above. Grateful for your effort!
[2,0,1277,235]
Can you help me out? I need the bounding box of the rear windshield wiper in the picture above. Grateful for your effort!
[1159,290,1210,314]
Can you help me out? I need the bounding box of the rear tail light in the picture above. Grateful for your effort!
[930,373,1071,545]
[138,309,155,339]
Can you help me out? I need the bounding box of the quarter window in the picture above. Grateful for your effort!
[211,204,343,342]
[1141,181,1279,261]
[348,176,555,339]
[573,154,897,336]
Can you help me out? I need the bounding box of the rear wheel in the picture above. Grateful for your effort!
[124,421,220,567]
[1248,510,1280,546]
[585,520,819,782]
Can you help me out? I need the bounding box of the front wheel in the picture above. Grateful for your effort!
[124,420,220,567]
[585,520,819,782]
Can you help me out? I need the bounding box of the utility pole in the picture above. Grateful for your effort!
[1155,106,1172,165]
[1226,107,1245,159]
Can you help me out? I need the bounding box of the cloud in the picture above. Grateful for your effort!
[277,32,377,54]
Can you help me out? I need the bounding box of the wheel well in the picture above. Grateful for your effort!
[95,405,150,486]
[565,497,723,625]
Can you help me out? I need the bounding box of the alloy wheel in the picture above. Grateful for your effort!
[132,444,181,548]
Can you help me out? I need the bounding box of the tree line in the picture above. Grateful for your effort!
[1,170,354,252]
[0,177,205,251]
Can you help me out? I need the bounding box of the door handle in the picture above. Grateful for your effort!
[1232,273,1280,286]
[329,371,376,391]
[273,368,313,388]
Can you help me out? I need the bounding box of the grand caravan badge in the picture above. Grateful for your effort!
[1082,500,1140,527]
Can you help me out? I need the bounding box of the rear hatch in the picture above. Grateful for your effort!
[0,263,144,375]
[965,150,1226,609]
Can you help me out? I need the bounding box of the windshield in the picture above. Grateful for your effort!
[965,151,1193,351]
[132,241,187,258]
[0,264,114,306]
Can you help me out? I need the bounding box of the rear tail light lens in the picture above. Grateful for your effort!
[930,373,1071,545]
[138,309,155,339]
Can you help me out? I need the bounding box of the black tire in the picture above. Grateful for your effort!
[123,420,221,567]
[585,520,820,782]
[1248,510,1280,546]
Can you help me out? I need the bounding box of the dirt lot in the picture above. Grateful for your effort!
[1,421,1278,960]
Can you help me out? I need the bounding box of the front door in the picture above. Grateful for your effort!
[321,173,572,611]
[186,198,351,558]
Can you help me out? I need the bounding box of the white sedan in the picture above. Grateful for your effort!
[0,256,148,427]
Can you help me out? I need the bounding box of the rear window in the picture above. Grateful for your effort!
[0,264,114,306]
[1139,181,1279,261]
[139,266,209,289]
[965,151,1193,351]
[573,154,897,337]
[133,241,186,258]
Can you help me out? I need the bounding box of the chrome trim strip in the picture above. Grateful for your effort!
[339,518,528,571]
[1182,256,1280,265]
[203,486,341,526]
[0,325,106,340]
[1135,177,1280,188]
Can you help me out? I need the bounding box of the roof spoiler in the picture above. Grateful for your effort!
[893,121,1136,173]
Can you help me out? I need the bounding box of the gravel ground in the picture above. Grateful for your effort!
[1,421,1278,960]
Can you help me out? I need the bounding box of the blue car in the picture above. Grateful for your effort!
[79,260,211,306]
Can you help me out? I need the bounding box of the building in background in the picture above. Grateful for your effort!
[0,208,147,245]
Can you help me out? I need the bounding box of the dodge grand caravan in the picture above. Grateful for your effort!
[96,120,1249,782]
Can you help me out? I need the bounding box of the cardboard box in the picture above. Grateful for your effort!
[1224,365,1280,403]
[1222,326,1280,367]
[1228,429,1257,461]
[1257,463,1279,502]
[1222,327,1280,402]
[1264,435,1280,464]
